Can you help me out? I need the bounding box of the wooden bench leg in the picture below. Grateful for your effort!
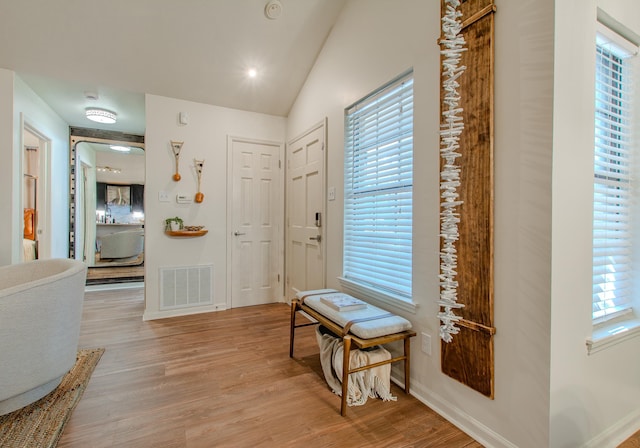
[340,335,352,416]
[404,335,411,394]
[289,301,297,358]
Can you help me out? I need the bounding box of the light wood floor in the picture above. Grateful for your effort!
[58,286,483,448]
[620,431,640,447]
[86,264,144,283]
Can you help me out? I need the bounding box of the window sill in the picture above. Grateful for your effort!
[586,317,640,355]
[338,277,417,314]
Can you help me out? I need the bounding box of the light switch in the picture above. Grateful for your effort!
[328,186,336,201]
[158,191,169,202]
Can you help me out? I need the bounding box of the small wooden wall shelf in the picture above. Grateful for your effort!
[165,229,208,237]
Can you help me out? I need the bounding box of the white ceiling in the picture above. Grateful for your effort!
[0,0,346,135]
[89,143,145,185]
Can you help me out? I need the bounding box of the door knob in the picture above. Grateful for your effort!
[309,235,321,242]
[234,231,246,236]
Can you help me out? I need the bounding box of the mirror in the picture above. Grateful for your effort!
[70,130,145,269]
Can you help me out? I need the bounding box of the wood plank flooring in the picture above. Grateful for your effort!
[86,265,144,284]
[58,286,483,447]
[87,264,144,284]
[620,430,640,447]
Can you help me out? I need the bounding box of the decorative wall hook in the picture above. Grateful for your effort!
[194,159,205,203]
[171,141,183,181]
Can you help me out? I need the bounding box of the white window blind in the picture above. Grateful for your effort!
[344,71,413,298]
[592,28,637,322]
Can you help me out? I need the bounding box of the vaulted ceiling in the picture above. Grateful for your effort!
[0,0,346,135]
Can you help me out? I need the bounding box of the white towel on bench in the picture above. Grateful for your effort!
[297,289,412,339]
[316,327,396,406]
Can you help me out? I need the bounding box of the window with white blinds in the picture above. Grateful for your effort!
[343,70,413,299]
[592,27,637,322]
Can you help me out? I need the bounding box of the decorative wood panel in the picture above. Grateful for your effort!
[440,0,496,398]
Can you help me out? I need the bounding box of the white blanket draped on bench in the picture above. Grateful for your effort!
[290,288,416,416]
[316,327,396,406]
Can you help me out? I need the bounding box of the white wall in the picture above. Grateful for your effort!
[143,94,285,320]
[493,1,555,446]
[287,1,554,447]
[0,69,15,266]
[551,1,640,447]
[0,71,70,264]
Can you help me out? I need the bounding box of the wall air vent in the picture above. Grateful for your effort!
[160,264,213,310]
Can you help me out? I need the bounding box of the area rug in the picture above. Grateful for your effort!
[0,348,105,448]
[93,252,144,268]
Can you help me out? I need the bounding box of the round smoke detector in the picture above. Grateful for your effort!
[264,0,283,20]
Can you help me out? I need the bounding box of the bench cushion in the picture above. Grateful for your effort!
[296,289,412,339]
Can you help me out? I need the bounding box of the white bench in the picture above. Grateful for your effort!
[289,289,416,416]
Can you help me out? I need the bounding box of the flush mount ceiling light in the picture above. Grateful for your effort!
[97,166,121,174]
[248,68,257,78]
[110,145,131,152]
[85,107,117,124]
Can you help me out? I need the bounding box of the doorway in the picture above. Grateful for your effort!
[21,124,50,262]
[285,120,327,300]
[227,136,284,308]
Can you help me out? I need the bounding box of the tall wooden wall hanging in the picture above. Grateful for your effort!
[439,0,496,398]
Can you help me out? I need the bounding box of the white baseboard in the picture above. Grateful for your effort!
[392,372,640,448]
[583,407,640,448]
[390,374,517,448]
[85,281,144,292]
[143,299,286,321]
[143,303,227,321]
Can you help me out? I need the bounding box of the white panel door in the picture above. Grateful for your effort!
[230,138,283,308]
[286,120,326,300]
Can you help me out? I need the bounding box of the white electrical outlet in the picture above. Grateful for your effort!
[421,332,432,356]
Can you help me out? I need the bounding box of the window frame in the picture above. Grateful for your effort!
[592,24,637,324]
[340,69,416,313]
[588,22,640,354]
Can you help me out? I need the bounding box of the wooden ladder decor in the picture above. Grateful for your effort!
[439,0,497,399]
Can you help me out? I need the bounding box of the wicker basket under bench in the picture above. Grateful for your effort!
[289,289,416,416]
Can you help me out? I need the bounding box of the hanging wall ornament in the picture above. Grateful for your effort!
[194,159,205,203]
[171,141,183,181]
[438,0,466,343]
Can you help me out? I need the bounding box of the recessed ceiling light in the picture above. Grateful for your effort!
[86,108,117,124]
[248,68,257,78]
[110,145,131,152]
